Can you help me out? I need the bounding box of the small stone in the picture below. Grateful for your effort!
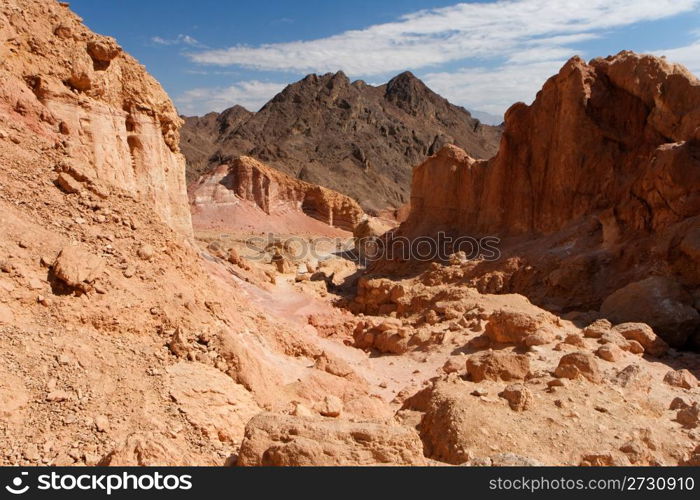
[670,397,689,411]
[46,390,71,402]
[137,244,155,261]
[596,344,623,362]
[664,369,698,390]
[318,395,343,417]
[94,415,110,432]
[498,384,533,411]
[292,403,314,418]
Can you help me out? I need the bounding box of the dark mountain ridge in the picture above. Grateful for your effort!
[181,71,502,212]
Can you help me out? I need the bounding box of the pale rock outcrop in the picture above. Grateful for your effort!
[166,362,261,443]
[0,0,192,235]
[190,156,364,232]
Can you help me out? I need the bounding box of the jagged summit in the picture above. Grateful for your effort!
[180,71,502,212]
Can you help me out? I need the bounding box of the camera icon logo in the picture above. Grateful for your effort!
[5,472,30,495]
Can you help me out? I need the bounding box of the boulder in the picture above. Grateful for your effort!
[554,352,601,383]
[137,244,155,261]
[484,309,556,346]
[612,323,669,357]
[600,277,700,347]
[51,246,104,292]
[596,344,623,362]
[317,395,343,418]
[676,404,699,428]
[663,369,698,390]
[582,319,612,339]
[467,351,530,382]
[614,364,652,392]
[237,413,426,466]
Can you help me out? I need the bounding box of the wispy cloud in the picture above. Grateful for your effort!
[424,60,564,117]
[653,38,700,77]
[185,0,698,75]
[175,81,287,115]
[151,34,206,48]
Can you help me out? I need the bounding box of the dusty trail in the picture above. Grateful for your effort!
[231,272,449,403]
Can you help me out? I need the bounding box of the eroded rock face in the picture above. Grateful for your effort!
[190,156,364,232]
[0,0,191,236]
[237,413,426,466]
[404,52,700,237]
[386,52,700,344]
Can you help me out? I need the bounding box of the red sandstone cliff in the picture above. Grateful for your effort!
[391,52,700,347]
[405,52,700,239]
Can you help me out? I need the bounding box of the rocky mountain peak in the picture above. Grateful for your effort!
[181,71,501,211]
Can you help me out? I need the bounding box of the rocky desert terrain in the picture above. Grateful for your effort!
[0,0,699,468]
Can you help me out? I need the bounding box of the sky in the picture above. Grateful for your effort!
[68,0,700,123]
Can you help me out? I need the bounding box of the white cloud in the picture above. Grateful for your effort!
[653,39,700,78]
[185,0,698,75]
[151,34,206,48]
[424,59,565,116]
[175,81,287,115]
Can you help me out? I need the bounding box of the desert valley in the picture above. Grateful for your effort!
[0,0,699,469]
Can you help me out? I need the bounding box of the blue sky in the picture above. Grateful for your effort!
[69,0,700,122]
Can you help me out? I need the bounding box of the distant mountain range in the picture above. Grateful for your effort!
[180,71,502,212]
